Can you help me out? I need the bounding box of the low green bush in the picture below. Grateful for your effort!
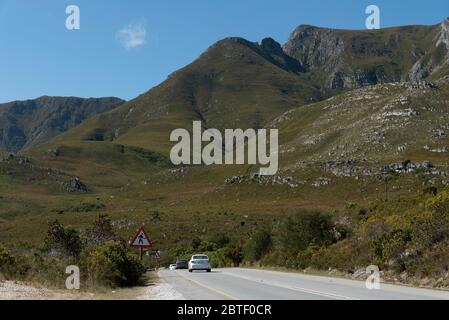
[80,241,144,287]
[273,211,335,254]
[243,225,272,262]
[0,245,31,280]
[45,220,82,257]
[0,245,16,278]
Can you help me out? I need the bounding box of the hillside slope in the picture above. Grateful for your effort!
[276,77,449,168]
[0,96,125,152]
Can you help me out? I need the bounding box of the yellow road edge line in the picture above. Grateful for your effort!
[175,270,240,300]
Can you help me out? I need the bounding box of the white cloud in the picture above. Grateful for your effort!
[117,23,146,49]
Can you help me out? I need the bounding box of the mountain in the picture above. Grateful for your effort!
[0,96,125,152]
[41,37,324,156]
[18,19,448,179]
[283,18,449,89]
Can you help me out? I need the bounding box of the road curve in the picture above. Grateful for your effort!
[158,268,449,300]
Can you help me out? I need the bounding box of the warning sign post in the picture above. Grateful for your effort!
[130,226,153,260]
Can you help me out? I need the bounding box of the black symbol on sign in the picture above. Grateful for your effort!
[138,233,145,245]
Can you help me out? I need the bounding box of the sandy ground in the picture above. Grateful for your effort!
[0,281,96,300]
[137,282,185,300]
[0,273,183,300]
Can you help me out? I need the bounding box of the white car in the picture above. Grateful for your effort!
[188,255,211,272]
[169,264,177,270]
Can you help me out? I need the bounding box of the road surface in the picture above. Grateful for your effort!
[158,268,449,300]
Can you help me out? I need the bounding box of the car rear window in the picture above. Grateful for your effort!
[193,255,208,260]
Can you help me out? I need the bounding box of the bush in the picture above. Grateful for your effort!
[207,233,230,248]
[197,241,218,252]
[426,188,449,214]
[0,245,30,280]
[80,241,144,287]
[273,211,335,254]
[45,220,82,257]
[83,214,120,248]
[371,229,412,269]
[204,248,233,268]
[310,240,371,272]
[0,245,16,278]
[243,226,272,262]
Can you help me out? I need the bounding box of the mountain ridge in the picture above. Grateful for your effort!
[0,96,125,152]
[283,19,449,88]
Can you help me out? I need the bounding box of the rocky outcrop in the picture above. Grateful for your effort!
[436,18,449,50]
[225,174,302,188]
[260,37,304,73]
[283,25,344,75]
[282,20,449,89]
[64,177,88,193]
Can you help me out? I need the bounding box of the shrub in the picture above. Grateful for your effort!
[0,245,30,280]
[243,225,272,262]
[83,214,120,248]
[0,245,16,278]
[345,202,358,210]
[226,241,243,265]
[371,229,412,269]
[191,237,202,250]
[80,241,144,287]
[273,211,335,254]
[204,248,233,268]
[45,220,82,257]
[426,188,449,213]
[310,240,371,272]
[24,253,68,286]
[207,232,230,248]
[197,241,218,252]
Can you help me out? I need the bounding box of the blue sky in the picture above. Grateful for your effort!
[0,0,448,103]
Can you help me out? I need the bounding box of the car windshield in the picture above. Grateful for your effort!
[193,255,208,260]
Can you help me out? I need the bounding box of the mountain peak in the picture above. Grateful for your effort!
[260,37,283,54]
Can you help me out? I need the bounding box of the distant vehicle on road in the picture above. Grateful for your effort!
[176,259,188,269]
[188,254,211,272]
[169,264,177,270]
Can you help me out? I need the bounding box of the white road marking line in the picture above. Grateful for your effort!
[221,271,361,300]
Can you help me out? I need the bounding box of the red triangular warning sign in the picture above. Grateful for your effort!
[130,227,153,248]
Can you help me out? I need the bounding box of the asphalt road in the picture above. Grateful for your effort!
[158,268,449,300]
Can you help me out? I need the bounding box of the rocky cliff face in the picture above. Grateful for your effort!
[283,25,344,74]
[283,20,449,89]
[436,18,449,50]
[408,18,449,82]
[0,96,124,152]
